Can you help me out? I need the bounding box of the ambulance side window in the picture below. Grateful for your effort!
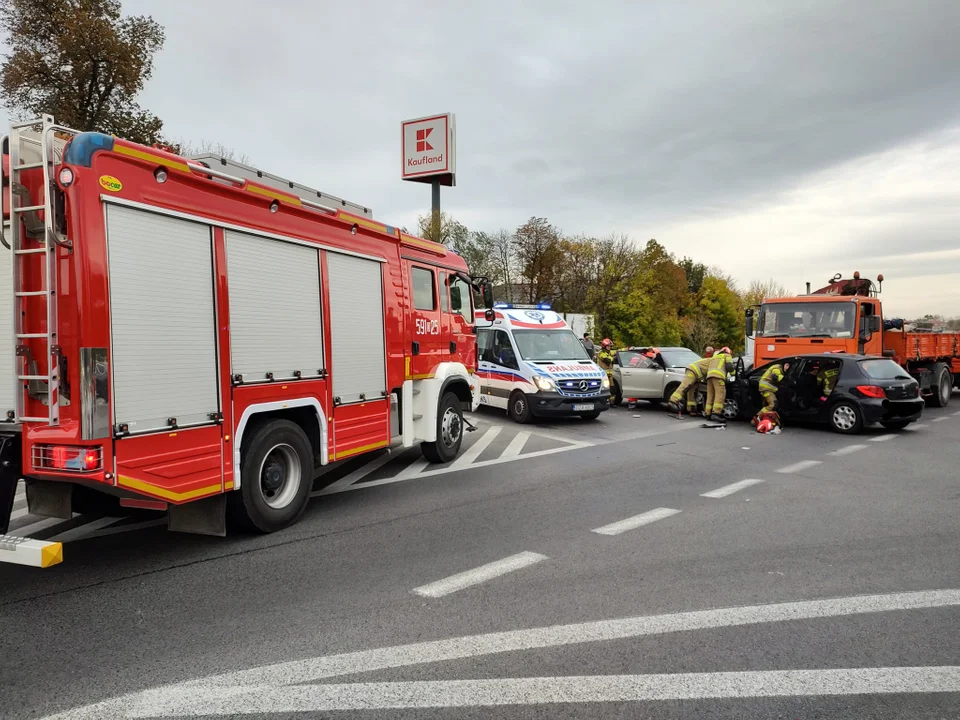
[492,330,518,370]
[412,267,436,311]
[477,329,493,362]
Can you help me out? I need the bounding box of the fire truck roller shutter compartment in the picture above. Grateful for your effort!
[0,240,15,417]
[106,205,219,434]
[326,252,386,404]
[224,230,325,381]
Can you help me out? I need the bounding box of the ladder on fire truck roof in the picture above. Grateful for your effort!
[190,154,374,219]
[1,115,74,426]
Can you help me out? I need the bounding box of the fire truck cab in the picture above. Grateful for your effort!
[0,115,492,566]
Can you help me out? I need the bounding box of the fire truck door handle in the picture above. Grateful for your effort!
[412,342,420,356]
[450,341,457,354]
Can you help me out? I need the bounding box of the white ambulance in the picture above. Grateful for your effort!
[475,304,611,422]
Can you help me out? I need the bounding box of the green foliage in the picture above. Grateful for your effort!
[0,0,167,145]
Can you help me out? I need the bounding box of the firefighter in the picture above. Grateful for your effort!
[705,346,735,421]
[668,355,713,415]
[597,339,616,401]
[817,363,839,400]
[758,360,791,412]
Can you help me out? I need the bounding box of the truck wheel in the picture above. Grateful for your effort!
[612,382,622,407]
[234,419,312,533]
[829,400,863,434]
[928,363,952,408]
[508,390,533,424]
[421,392,463,464]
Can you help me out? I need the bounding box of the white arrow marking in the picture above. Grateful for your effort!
[122,667,960,715]
[39,588,960,719]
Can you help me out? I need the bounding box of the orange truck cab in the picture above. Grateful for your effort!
[745,272,959,407]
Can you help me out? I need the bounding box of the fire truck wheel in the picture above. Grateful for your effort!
[421,392,464,464]
[235,419,313,532]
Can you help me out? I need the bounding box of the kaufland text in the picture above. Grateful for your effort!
[407,154,443,167]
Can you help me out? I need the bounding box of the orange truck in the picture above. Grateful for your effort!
[745,272,959,407]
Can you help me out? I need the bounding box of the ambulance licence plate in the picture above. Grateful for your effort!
[573,403,593,411]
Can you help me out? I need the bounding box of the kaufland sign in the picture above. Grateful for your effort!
[402,113,456,185]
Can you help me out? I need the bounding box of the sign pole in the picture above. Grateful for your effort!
[430,178,441,243]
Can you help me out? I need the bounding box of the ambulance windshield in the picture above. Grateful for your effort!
[513,329,591,362]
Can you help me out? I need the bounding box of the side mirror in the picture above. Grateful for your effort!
[867,315,881,333]
[484,308,495,322]
[745,309,755,337]
[450,286,462,312]
[482,282,494,309]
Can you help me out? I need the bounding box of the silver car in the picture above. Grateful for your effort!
[611,346,702,406]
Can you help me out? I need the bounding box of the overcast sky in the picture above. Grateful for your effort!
[4,0,960,318]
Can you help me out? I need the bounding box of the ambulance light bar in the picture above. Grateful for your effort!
[493,303,552,310]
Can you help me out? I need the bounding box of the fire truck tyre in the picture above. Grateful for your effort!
[829,400,863,435]
[421,392,464,464]
[928,363,951,408]
[612,382,623,407]
[235,419,312,533]
[508,390,533,424]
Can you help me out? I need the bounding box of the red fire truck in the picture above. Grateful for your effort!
[0,115,492,567]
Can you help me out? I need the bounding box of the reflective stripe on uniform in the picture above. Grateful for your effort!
[759,364,784,392]
[707,353,732,379]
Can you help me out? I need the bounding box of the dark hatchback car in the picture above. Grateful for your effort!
[726,353,924,434]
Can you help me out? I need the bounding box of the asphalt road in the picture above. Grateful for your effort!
[3,398,960,719]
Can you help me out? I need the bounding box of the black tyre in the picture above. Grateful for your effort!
[612,381,623,407]
[234,419,313,533]
[720,397,740,420]
[927,363,952,408]
[880,420,912,430]
[421,392,464,464]
[829,400,863,434]
[581,410,602,420]
[508,390,533,424]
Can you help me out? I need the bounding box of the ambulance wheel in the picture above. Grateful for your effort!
[233,419,312,533]
[421,392,463,464]
[508,391,532,424]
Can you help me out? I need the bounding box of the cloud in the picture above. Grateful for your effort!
[1,0,958,318]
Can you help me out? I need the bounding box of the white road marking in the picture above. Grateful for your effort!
[870,434,897,441]
[776,460,822,474]
[392,457,430,481]
[826,444,868,457]
[136,667,960,714]
[932,417,950,423]
[701,479,765,498]
[10,505,30,522]
[592,508,680,535]
[450,426,502,469]
[313,449,401,496]
[906,423,926,431]
[952,411,960,416]
[45,589,960,719]
[499,431,530,459]
[412,551,548,598]
[47,517,121,543]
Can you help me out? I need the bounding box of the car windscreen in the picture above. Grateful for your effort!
[858,359,913,381]
[757,302,855,338]
[659,349,700,368]
[513,329,590,362]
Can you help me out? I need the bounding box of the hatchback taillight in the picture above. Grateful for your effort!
[32,445,103,472]
[854,385,887,399]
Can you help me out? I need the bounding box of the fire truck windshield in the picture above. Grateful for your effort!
[513,329,591,362]
[757,302,856,339]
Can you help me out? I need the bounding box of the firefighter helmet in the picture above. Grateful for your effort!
[601,338,612,349]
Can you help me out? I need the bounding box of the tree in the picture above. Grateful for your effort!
[741,278,788,308]
[681,257,707,295]
[513,216,561,304]
[173,139,251,165]
[0,0,167,145]
[695,275,744,353]
[416,210,469,246]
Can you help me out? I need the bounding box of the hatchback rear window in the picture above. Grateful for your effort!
[859,359,912,380]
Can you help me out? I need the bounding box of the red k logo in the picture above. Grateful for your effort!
[416,128,433,153]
